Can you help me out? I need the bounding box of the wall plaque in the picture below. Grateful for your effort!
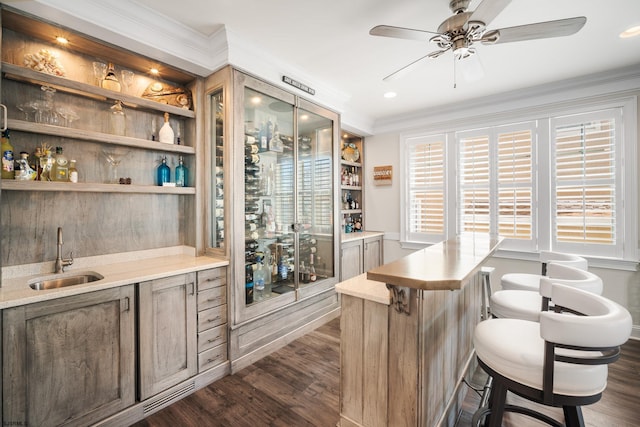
[282,75,315,95]
[373,165,393,185]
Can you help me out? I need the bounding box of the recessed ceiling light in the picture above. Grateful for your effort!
[251,96,261,105]
[384,91,397,98]
[620,25,640,38]
[55,36,69,44]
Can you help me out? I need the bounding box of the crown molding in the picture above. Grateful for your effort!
[374,64,640,134]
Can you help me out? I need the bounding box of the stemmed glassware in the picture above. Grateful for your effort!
[102,148,130,184]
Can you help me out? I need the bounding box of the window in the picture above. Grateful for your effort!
[457,123,536,251]
[551,109,622,258]
[400,98,637,263]
[401,133,446,243]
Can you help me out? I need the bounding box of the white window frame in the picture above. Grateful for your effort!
[399,95,638,265]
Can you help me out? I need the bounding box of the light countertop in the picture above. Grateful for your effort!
[334,273,390,305]
[341,230,384,243]
[367,233,502,291]
[0,251,228,309]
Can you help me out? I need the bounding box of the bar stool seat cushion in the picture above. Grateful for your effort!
[474,318,608,397]
[490,290,542,321]
[501,273,540,291]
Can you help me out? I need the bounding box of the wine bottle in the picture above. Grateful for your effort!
[101,63,121,92]
[68,160,78,183]
[159,112,175,144]
[245,264,254,304]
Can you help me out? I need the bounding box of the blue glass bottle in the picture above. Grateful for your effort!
[156,156,170,186]
[175,155,188,187]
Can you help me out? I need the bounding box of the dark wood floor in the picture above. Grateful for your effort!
[132,318,640,427]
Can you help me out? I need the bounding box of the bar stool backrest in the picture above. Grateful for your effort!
[542,263,603,295]
[539,251,588,275]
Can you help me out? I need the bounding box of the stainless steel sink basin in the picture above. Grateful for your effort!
[28,272,104,290]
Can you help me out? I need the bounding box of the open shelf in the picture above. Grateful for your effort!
[2,62,195,118]
[8,119,195,155]
[1,180,195,194]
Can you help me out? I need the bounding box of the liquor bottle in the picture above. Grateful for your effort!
[254,257,266,301]
[245,264,254,304]
[156,156,170,186]
[175,155,188,187]
[68,160,78,183]
[40,149,53,181]
[50,146,69,181]
[1,129,14,179]
[159,113,175,144]
[101,63,121,92]
[33,147,43,180]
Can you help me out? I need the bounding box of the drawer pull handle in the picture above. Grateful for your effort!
[207,316,221,322]
[207,297,221,302]
[207,336,221,343]
[207,355,222,363]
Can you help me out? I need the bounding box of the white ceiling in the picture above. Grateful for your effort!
[7,0,640,132]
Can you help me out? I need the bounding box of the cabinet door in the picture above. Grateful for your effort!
[2,286,135,427]
[363,236,383,272]
[138,272,197,400]
[341,240,364,281]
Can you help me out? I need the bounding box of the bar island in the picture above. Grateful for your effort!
[335,234,501,427]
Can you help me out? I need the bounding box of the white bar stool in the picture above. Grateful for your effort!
[472,282,632,427]
[501,251,588,292]
[491,263,603,321]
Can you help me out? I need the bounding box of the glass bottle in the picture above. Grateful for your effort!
[109,100,126,135]
[1,129,14,179]
[50,146,68,182]
[253,256,266,301]
[101,62,121,92]
[175,155,188,187]
[14,152,35,181]
[68,160,78,183]
[159,112,175,144]
[245,263,254,304]
[40,149,54,181]
[156,156,170,186]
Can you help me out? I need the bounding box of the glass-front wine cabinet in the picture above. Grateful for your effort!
[209,68,339,326]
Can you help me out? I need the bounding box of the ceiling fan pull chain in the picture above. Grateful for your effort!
[453,54,457,89]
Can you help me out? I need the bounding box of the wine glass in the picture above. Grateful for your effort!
[121,70,134,94]
[102,148,130,184]
[92,61,107,86]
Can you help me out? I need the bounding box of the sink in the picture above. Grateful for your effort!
[28,272,104,290]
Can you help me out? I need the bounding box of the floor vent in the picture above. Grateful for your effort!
[143,381,196,414]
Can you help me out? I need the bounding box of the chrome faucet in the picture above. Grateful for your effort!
[55,227,74,273]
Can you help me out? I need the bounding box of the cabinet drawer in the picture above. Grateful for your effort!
[197,268,226,291]
[198,324,227,353]
[197,286,226,311]
[198,305,227,331]
[198,343,227,372]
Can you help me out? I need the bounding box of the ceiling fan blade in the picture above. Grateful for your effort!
[370,25,440,41]
[481,16,587,44]
[382,49,449,81]
[468,0,512,26]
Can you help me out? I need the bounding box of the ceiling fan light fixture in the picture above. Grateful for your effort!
[619,25,640,38]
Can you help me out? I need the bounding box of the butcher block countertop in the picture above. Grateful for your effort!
[366,233,501,291]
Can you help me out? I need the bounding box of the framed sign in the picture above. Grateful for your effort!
[373,165,393,185]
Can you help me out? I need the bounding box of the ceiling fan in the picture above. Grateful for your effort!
[370,0,587,82]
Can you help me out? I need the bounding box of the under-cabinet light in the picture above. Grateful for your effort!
[55,36,69,44]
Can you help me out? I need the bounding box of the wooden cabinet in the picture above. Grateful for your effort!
[2,286,136,427]
[341,234,384,281]
[341,239,364,281]
[196,267,228,372]
[138,273,197,400]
